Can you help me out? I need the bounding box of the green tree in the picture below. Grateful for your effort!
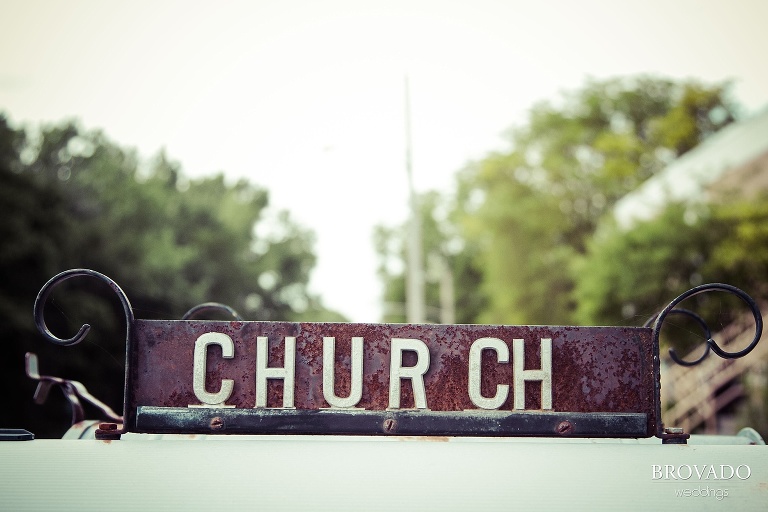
[574,203,713,327]
[0,117,85,437]
[0,116,341,437]
[453,76,737,324]
[576,198,768,326]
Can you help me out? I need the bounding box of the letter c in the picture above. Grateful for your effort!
[193,332,235,405]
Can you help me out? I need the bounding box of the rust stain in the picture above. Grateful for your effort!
[131,321,657,435]
[397,436,451,442]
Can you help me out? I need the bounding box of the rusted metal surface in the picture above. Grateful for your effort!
[128,321,657,436]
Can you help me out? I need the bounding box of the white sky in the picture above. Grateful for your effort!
[2,0,767,322]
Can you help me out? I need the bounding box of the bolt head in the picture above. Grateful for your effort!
[556,421,574,435]
[382,418,397,433]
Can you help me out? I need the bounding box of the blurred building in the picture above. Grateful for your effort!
[614,107,768,229]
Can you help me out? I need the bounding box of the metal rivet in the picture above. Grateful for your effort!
[382,418,397,433]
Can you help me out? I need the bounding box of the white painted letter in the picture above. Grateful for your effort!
[652,465,662,480]
[468,337,510,409]
[513,338,552,410]
[388,338,430,409]
[322,336,363,408]
[192,333,235,405]
[255,336,296,408]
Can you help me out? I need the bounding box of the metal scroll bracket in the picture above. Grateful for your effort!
[33,269,135,440]
[647,283,764,444]
[181,302,242,321]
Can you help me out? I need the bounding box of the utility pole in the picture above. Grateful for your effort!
[439,255,455,324]
[404,75,426,324]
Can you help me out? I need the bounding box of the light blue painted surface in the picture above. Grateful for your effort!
[1,435,766,511]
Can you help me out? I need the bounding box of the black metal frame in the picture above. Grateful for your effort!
[136,407,648,437]
[33,269,764,441]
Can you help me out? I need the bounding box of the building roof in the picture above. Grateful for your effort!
[614,107,768,228]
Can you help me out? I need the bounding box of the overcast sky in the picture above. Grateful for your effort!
[2,0,767,322]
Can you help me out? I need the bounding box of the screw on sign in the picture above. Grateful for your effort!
[383,418,397,434]
[556,421,574,436]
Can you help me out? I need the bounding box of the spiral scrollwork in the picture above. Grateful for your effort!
[34,268,135,346]
[34,269,135,436]
[649,283,762,367]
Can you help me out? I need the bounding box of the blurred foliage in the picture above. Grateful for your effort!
[0,116,342,437]
[377,75,766,434]
[375,191,487,324]
[454,76,740,325]
[575,199,768,328]
[377,75,745,326]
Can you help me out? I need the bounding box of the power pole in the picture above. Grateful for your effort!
[404,75,426,324]
[439,255,455,324]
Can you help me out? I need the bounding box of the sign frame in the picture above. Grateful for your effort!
[33,269,763,442]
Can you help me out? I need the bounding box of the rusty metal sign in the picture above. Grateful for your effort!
[32,269,764,440]
[128,321,656,436]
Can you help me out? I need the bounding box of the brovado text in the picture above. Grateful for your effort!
[652,464,752,480]
[191,333,553,410]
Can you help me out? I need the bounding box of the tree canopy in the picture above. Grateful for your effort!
[455,76,740,325]
[377,76,748,326]
[0,116,342,437]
